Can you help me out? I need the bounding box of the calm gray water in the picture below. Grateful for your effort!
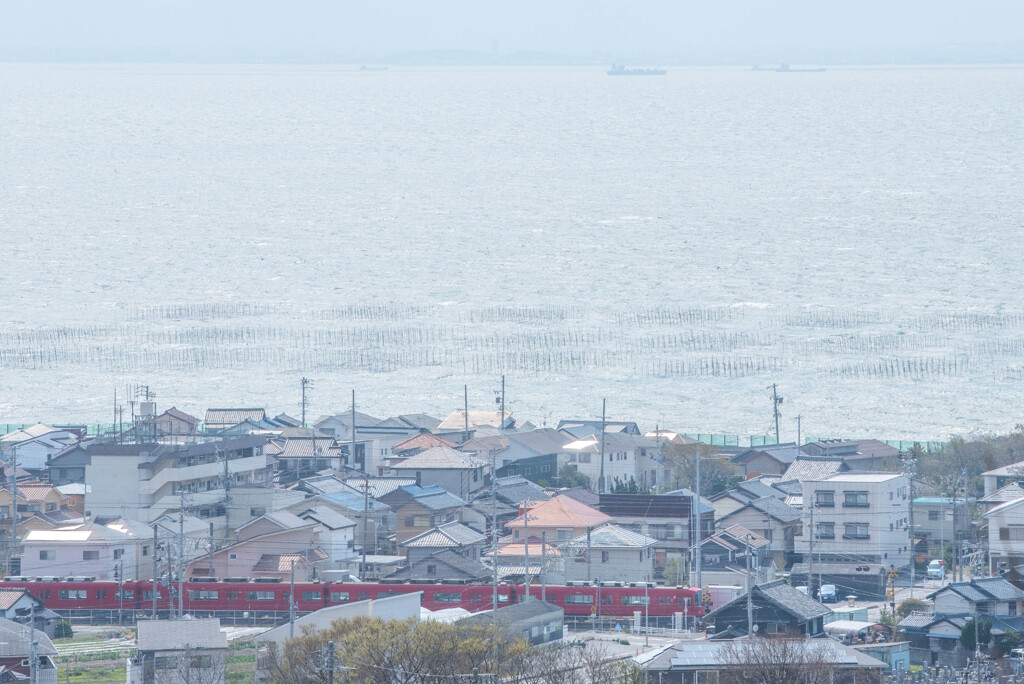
[1,64,1023,439]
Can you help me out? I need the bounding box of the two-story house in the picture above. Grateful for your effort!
[388,446,488,499]
[388,485,467,546]
[984,496,1024,574]
[561,432,664,493]
[560,524,657,583]
[927,577,1024,618]
[504,494,611,546]
[796,472,910,567]
[716,496,801,566]
[0,424,78,472]
[400,521,486,564]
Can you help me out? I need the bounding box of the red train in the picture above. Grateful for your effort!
[1,576,702,623]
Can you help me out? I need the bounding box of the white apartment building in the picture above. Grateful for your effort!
[796,472,911,568]
[562,433,664,492]
[83,436,272,526]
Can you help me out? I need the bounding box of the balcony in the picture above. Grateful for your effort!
[843,502,870,508]
[814,533,835,540]
[843,533,871,540]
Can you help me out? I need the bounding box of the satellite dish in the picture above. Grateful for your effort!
[752,624,759,633]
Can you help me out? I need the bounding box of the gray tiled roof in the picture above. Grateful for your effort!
[566,524,657,549]
[392,446,488,470]
[734,480,784,501]
[460,598,561,626]
[972,577,1024,601]
[297,506,356,530]
[898,613,939,630]
[402,521,486,548]
[493,476,550,505]
[747,496,802,524]
[781,457,847,482]
[758,580,833,620]
[387,549,491,580]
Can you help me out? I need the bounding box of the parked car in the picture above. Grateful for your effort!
[818,584,839,602]
[795,585,809,596]
[927,559,945,580]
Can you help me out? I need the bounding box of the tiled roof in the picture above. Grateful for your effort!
[297,507,356,530]
[983,496,1024,518]
[493,477,550,506]
[402,521,486,549]
[414,490,468,511]
[746,496,802,524]
[343,477,418,499]
[555,487,599,506]
[505,494,610,530]
[322,491,390,512]
[17,484,60,502]
[252,549,327,573]
[898,613,938,630]
[0,589,34,611]
[714,524,771,550]
[974,577,1024,600]
[0,618,56,656]
[161,407,200,425]
[393,433,457,452]
[271,436,341,460]
[392,446,487,470]
[437,410,512,430]
[734,480,784,501]
[755,579,832,621]
[566,524,656,549]
[299,474,352,495]
[204,408,266,427]
[507,428,574,455]
[489,542,562,558]
[730,443,802,466]
[781,457,847,482]
[387,549,491,581]
[137,618,226,651]
[980,483,1024,506]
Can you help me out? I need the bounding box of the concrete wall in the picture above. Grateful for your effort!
[563,546,654,583]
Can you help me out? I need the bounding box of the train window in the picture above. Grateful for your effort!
[189,591,218,601]
[116,590,135,600]
[622,596,649,606]
[246,591,275,601]
[302,592,322,601]
[498,594,510,604]
[564,594,593,605]
[601,595,612,605]
[143,590,164,600]
[357,592,370,601]
[58,590,87,600]
[434,593,461,604]
[330,592,349,602]
[45,590,50,599]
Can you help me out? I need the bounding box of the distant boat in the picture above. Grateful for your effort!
[753,63,826,73]
[607,63,667,76]
[359,65,389,72]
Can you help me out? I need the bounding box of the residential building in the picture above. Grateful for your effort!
[778,456,848,483]
[560,524,656,583]
[44,443,90,485]
[0,588,54,636]
[504,494,611,545]
[266,434,342,478]
[800,439,901,471]
[709,480,785,520]
[980,482,1024,511]
[314,410,421,475]
[400,521,486,564]
[436,410,515,432]
[556,419,640,438]
[459,599,564,646]
[985,497,1024,574]
[391,486,467,546]
[706,578,832,637]
[911,496,971,551]
[927,577,1024,618]
[562,432,664,492]
[694,525,773,587]
[155,407,201,442]
[489,428,573,483]
[20,521,144,580]
[203,408,266,432]
[290,491,389,555]
[129,618,227,684]
[492,475,549,506]
[385,549,491,583]
[186,525,325,581]
[983,460,1024,497]
[293,506,357,571]
[728,443,802,478]
[0,617,58,683]
[0,424,77,472]
[795,472,911,567]
[388,446,488,499]
[717,496,801,565]
[390,432,456,462]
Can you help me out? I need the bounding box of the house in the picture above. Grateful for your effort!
[55,483,89,515]
[186,525,325,581]
[129,618,227,684]
[155,408,201,441]
[695,525,773,587]
[388,446,488,499]
[0,482,66,523]
[20,521,144,581]
[504,494,611,545]
[376,414,441,431]
[0,424,77,471]
[436,410,515,432]
[391,485,467,546]
[979,481,1024,511]
[489,428,574,483]
[560,524,656,583]
[492,476,549,506]
[556,419,640,438]
[390,432,456,461]
[295,491,390,555]
[986,497,1024,574]
[597,493,714,579]
[710,480,785,520]
[706,579,832,637]
[800,439,901,471]
[487,540,561,584]
[266,435,343,477]
[44,443,91,485]
[983,460,1024,496]
[385,549,492,583]
[400,521,486,564]
[911,496,971,552]
[314,410,422,475]
[635,637,886,683]
[778,456,848,483]
[203,408,267,432]
[795,472,911,568]
[292,506,357,571]
[927,576,1024,617]
[717,496,801,565]
[562,432,665,493]
[898,613,972,667]
[728,443,802,478]
[459,599,563,646]
[0,617,58,683]
[0,588,56,637]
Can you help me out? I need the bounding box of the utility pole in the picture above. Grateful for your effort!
[289,560,296,639]
[770,384,783,444]
[29,603,37,684]
[905,454,917,599]
[351,390,358,473]
[694,448,702,589]
[326,640,335,683]
[300,377,311,428]
[118,557,124,626]
[809,499,816,598]
[598,399,606,494]
[796,415,802,447]
[361,479,370,573]
[463,385,469,443]
[221,446,230,547]
[540,530,546,603]
[152,525,158,619]
[9,446,18,576]
[178,491,185,619]
[492,375,504,619]
[523,501,531,596]
[746,535,754,637]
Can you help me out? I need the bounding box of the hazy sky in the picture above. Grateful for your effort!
[2,0,1022,59]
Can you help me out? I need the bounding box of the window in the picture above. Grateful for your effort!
[83,551,99,560]
[188,655,213,669]
[814,522,835,539]
[46,502,57,512]
[814,491,834,507]
[564,594,593,605]
[189,590,219,601]
[250,507,266,517]
[578,454,591,463]
[115,590,135,600]
[929,510,940,521]
[142,546,149,557]
[844,523,870,540]
[427,564,437,575]
[844,491,869,508]
[155,657,176,670]
[623,596,649,606]
[246,591,275,601]
[113,549,123,560]
[330,592,350,602]
[601,551,609,563]
[498,594,510,603]
[434,592,462,603]
[58,590,87,600]
[39,551,55,561]
[302,591,322,601]
[602,594,612,605]
[229,553,237,560]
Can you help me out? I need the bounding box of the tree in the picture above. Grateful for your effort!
[961,618,992,653]
[896,598,929,619]
[663,442,736,496]
[719,637,840,684]
[558,465,591,489]
[171,645,226,684]
[609,476,649,494]
[662,557,686,586]
[53,621,73,639]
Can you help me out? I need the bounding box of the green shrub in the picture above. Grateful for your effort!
[54,621,74,639]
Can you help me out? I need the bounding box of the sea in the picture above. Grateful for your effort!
[1,63,1023,441]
